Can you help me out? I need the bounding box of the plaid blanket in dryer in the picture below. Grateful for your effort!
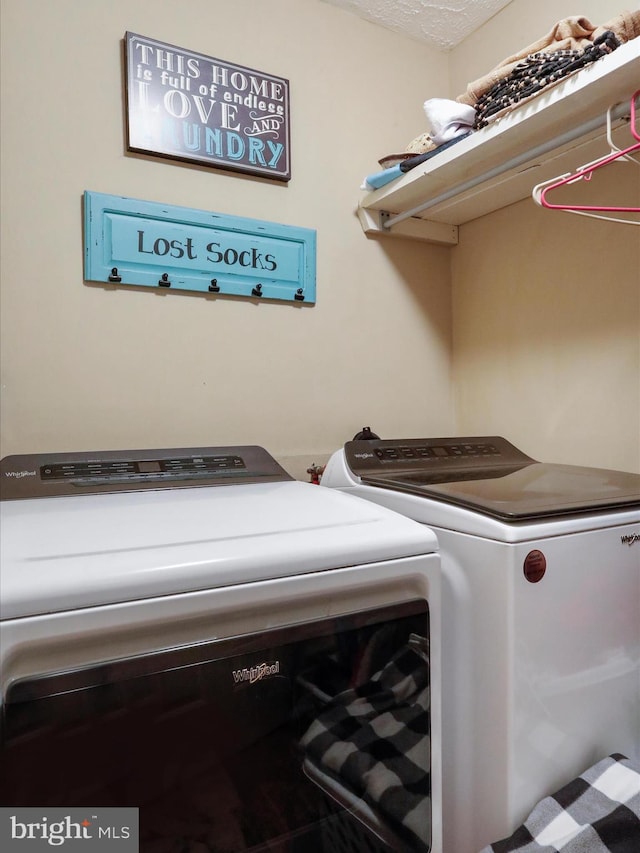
[481,753,640,853]
[300,632,432,853]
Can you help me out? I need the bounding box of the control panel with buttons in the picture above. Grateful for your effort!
[1,446,292,499]
[344,436,533,479]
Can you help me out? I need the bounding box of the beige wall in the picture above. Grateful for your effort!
[451,186,640,471]
[0,0,453,478]
[450,0,640,472]
[1,0,638,478]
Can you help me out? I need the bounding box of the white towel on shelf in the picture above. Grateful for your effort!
[423,98,476,145]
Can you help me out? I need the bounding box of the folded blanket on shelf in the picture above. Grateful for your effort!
[480,753,640,853]
[457,10,640,107]
[300,633,432,853]
[473,30,621,129]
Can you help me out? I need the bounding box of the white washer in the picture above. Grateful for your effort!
[0,445,441,853]
[321,435,640,853]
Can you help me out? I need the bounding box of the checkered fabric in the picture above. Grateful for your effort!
[300,633,431,853]
[481,753,640,853]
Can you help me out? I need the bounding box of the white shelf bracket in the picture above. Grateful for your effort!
[357,207,458,246]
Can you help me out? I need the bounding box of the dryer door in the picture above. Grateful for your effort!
[1,561,440,853]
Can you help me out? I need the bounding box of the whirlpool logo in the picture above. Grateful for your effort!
[621,533,640,546]
[0,808,138,850]
[232,660,280,685]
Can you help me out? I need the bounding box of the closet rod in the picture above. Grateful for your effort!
[382,101,630,230]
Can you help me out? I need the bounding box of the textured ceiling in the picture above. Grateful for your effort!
[321,0,515,50]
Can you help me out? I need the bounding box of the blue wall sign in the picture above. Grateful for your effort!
[84,192,316,304]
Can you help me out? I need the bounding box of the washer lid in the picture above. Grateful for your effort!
[0,479,438,620]
[345,437,640,521]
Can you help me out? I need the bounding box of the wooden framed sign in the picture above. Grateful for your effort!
[84,192,316,304]
[125,32,291,181]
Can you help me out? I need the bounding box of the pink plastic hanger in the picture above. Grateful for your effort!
[532,90,640,224]
[605,97,640,164]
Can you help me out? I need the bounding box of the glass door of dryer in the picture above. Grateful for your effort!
[1,599,433,853]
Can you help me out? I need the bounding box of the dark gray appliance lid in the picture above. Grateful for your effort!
[0,445,293,500]
[344,436,640,521]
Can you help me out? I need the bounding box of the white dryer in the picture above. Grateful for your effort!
[321,435,640,853]
[0,445,441,853]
